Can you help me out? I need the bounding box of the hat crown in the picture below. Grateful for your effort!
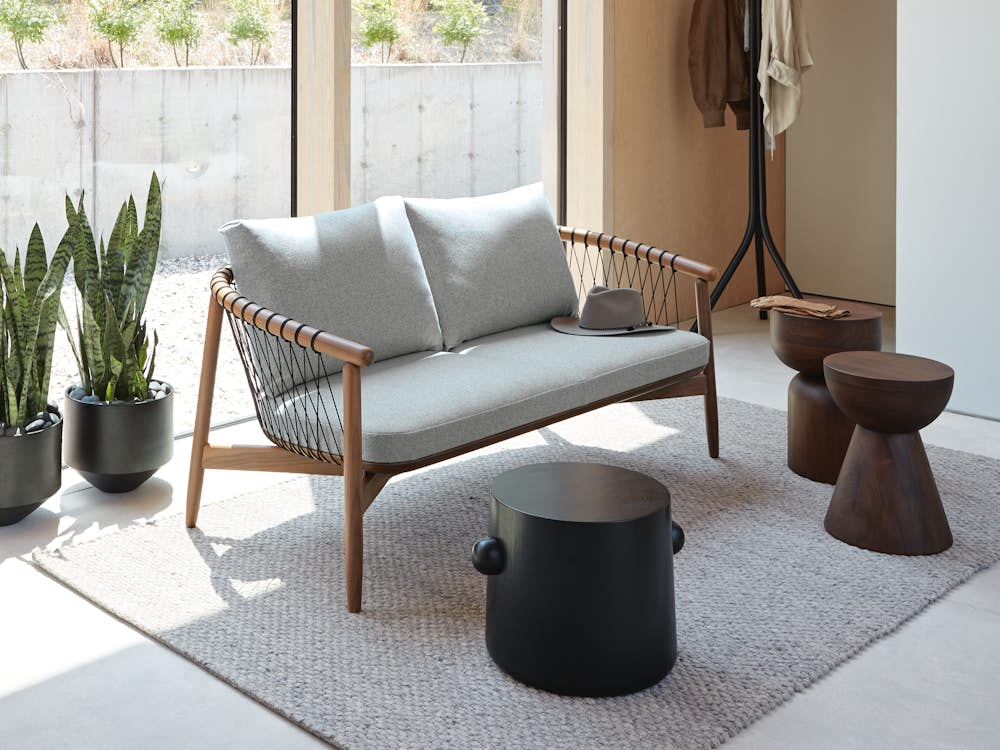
[579,286,648,331]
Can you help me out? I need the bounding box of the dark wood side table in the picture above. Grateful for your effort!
[472,463,684,696]
[824,351,954,555]
[770,302,882,483]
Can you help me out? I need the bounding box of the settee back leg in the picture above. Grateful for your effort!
[695,279,720,458]
[187,295,224,528]
[343,363,364,613]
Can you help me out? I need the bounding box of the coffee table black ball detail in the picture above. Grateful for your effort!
[474,462,684,696]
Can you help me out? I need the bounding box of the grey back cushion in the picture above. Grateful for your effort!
[220,196,443,390]
[404,183,578,349]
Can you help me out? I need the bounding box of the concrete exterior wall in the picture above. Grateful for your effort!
[0,63,541,259]
[351,63,541,205]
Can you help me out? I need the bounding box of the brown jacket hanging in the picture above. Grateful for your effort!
[688,0,750,129]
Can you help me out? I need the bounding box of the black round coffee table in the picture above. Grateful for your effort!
[472,462,683,696]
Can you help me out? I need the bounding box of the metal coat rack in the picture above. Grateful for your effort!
[710,0,802,319]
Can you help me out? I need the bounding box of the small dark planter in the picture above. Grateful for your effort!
[0,409,63,526]
[64,384,174,494]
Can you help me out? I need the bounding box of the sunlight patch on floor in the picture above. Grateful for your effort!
[544,403,682,452]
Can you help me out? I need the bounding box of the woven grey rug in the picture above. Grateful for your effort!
[34,397,1000,749]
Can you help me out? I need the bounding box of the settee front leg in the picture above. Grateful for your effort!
[342,363,364,612]
[695,279,720,458]
[187,294,223,528]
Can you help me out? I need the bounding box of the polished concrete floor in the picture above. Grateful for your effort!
[2,303,999,749]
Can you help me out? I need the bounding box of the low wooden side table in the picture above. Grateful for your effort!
[823,351,954,555]
[770,301,882,484]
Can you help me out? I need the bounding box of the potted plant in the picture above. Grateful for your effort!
[0,222,74,525]
[62,173,174,493]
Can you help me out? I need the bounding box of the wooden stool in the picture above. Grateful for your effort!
[823,351,955,555]
[770,302,882,483]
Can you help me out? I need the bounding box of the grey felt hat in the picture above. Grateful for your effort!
[550,286,673,336]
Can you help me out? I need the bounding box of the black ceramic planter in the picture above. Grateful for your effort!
[64,384,174,493]
[0,409,63,526]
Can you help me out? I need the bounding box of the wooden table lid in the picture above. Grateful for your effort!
[774,298,883,322]
[824,351,954,387]
[491,462,669,523]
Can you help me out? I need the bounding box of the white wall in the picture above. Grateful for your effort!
[897,1,1000,419]
[787,0,896,305]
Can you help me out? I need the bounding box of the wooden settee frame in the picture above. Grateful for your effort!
[186,227,719,612]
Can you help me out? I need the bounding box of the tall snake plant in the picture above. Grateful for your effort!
[0,221,74,428]
[63,172,162,402]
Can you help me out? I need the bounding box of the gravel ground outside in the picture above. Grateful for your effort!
[51,254,256,436]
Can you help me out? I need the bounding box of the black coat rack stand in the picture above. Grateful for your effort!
[710,0,802,319]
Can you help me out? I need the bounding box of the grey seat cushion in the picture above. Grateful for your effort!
[275,324,710,465]
[404,183,579,349]
[220,197,443,390]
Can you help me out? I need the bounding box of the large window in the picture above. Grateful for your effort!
[349,0,548,203]
[0,1,293,434]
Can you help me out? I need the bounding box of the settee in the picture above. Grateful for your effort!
[186,183,719,612]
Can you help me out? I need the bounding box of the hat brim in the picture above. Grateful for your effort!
[550,316,675,336]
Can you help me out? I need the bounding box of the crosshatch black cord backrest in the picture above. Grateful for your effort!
[561,229,683,329]
[212,269,346,466]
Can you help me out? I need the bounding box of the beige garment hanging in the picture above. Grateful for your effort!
[757,0,813,140]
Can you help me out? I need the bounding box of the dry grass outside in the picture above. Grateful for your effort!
[360,0,542,64]
[0,0,291,70]
[0,0,541,70]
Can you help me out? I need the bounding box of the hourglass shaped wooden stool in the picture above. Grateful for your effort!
[770,302,882,483]
[823,351,955,555]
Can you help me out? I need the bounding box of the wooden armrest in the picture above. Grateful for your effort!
[210,267,375,367]
[558,226,718,283]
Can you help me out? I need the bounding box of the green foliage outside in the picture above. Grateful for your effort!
[355,0,401,64]
[0,0,57,70]
[89,0,144,68]
[433,0,486,62]
[62,173,162,403]
[154,0,201,67]
[0,221,74,428]
[227,0,270,66]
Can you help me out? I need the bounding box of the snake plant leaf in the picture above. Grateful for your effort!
[125,195,138,264]
[144,330,158,386]
[58,304,85,391]
[80,283,105,390]
[69,195,105,334]
[76,302,93,394]
[104,202,127,318]
[3,374,16,427]
[33,225,74,305]
[0,308,10,425]
[35,294,61,412]
[11,246,23,294]
[102,295,126,401]
[0,251,25,389]
[123,173,161,319]
[24,224,48,300]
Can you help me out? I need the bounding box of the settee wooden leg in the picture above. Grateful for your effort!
[187,295,223,528]
[343,364,364,613]
[704,377,720,458]
[694,279,720,458]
